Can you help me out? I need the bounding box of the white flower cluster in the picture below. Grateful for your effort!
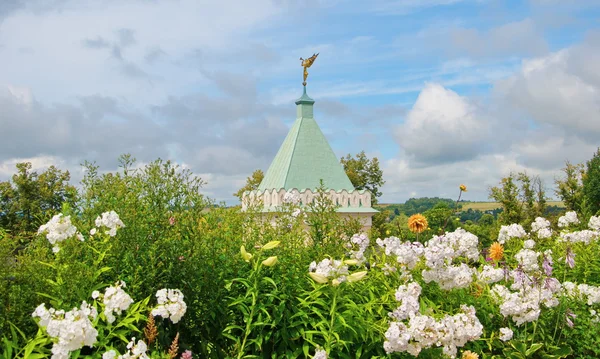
[105,337,149,359]
[515,249,540,272]
[152,288,187,324]
[420,229,479,290]
[376,237,424,270]
[389,282,421,321]
[38,214,83,253]
[559,230,599,245]
[422,263,475,290]
[498,224,527,244]
[477,265,505,284]
[101,281,134,324]
[282,191,300,205]
[346,233,369,261]
[93,210,125,237]
[492,280,561,326]
[558,211,580,228]
[561,282,600,305]
[589,216,600,231]
[384,304,483,358]
[309,258,349,283]
[313,348,327,359]
[32,302,98,359]
[531,217,552,239]
[591,309,600,324]
[523,239,536,249]
[499,327,513,341]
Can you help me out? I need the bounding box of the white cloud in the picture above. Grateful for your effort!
[495,34,600,137]
[395,83,490,165]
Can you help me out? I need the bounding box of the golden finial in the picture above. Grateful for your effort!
[300,53,319,86]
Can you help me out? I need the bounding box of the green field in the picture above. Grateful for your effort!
[460,201,565,211]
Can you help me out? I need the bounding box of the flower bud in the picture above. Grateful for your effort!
[262,256,278,267]
[309,272,328,284]
[344,259,359,265]
[332,279,341,287]
[347,271,368,283]
[262,241,281,250]
[240,245,253,262]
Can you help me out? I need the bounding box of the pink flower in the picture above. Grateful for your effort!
[178,256,185,262]
[565,247,575,269]
[181,350,192,359]
[169,217,176,226]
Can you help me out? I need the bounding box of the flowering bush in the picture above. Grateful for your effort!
[2,157,600,359]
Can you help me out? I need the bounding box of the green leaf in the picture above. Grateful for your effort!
[525,343,543,357]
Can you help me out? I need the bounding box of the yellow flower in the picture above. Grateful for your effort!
[408,214,428,234]
[262,256,278,267]
[489,242,504,261]
[309,272,329,284]
[262,241,281,250]
[347,271,368,283]
[460,184,467,192]
[240,245,253,262]
[461,350,479,359]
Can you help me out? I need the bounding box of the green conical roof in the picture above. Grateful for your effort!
[258,87,355,192]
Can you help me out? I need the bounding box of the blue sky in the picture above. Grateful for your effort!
[1,0,599,204]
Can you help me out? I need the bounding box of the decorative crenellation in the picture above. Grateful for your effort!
[241,188,372,210]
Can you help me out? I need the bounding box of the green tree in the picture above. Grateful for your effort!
[489,174,523,225]
[0,162,78,235]
[489,172,547,226]
[555,161,585,213]
[583,148,600,215]
[234,169,264,200]
[340,151,385,204]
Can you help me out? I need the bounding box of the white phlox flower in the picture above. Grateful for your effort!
[389,282,422,320]
[94,210,125,237]
[492,280,561,326]
[499,327,513,341]
[377,237,425,270]
[523,239,536,249]
[559,230,599,245]
[38,214,81,253]
[346,233,370,261]
[589,216,600,231]
[152,288,187,324]
[31,301,98,359]
[417,229,479,290]
[558,211,580,228]
[282,191,300,205]
[313,348,327,359]
[118,337,149,359]
[531,217,552,238]
[384,305,482,358]
[308,258,349,283]
[515,249,540,273]
[477,265,505,284]
[102,281,134,324]
[498,224,527,244]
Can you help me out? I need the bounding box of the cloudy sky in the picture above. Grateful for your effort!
[1,0,599,204]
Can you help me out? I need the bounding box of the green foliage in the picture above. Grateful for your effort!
[340,151,385,203]
[489,172,547,227]
[399,197,458,217]
[583,148,600,215]
[4,154,600,359]
[0,162,77,237]
[234,169,265,201]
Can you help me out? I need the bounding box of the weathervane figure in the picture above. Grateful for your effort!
[300,53,319,86]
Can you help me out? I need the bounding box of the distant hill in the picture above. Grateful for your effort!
[460,201,565,212]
